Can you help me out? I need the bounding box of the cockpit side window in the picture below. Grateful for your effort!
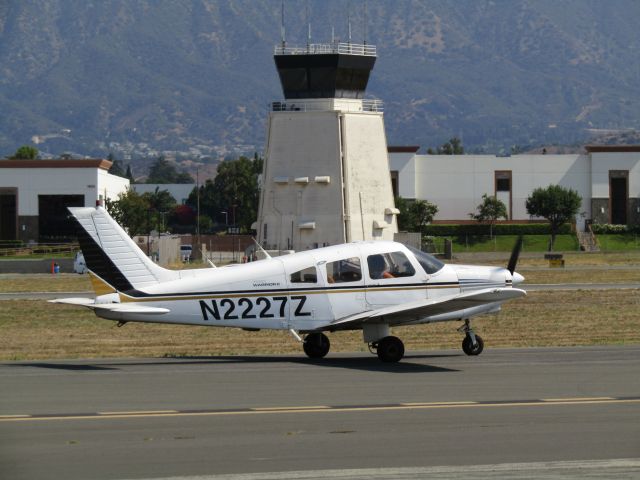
[367,251,415,279]
[325,257,362,284]
[406,246,444,274]
[290,266,318,284]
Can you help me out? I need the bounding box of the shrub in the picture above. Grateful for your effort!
[422,223,571,236]
[591,224,640,234]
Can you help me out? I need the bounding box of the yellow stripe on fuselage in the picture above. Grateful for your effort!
[117,283,465,303]
[89,272,117,296]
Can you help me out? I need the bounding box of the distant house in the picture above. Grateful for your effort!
[0,158,129,243]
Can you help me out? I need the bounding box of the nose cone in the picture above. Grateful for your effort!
[512,271,525,285]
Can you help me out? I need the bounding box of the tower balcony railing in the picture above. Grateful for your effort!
[271,99,383,113]
[274,42,376,57]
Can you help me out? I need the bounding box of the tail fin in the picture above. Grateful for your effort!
[69,206,179,292]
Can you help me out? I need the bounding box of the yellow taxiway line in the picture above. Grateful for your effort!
[1,396,638,423]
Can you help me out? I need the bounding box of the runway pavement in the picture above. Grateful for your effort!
[1,346,639,479]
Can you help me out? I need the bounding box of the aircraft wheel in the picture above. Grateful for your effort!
[303,333,330,359]
[462,334,484,356]
[376,336,405,363]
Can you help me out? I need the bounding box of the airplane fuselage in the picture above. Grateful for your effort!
[95,241,517,332]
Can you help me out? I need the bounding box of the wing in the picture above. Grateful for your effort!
[330,288,526,329]
[49,298,170,314]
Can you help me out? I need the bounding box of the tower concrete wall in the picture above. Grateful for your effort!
[257,104,398,251]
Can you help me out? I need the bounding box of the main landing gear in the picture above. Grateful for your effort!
[371,336,405,363]
[303,332,331,359]
[458,319,484,356]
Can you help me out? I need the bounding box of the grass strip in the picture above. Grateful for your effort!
[1,289,638,361]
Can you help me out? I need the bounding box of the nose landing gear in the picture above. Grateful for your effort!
[303,332,331,359]
[458,319,484,356]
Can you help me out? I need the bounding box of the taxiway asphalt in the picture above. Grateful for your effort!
[1,346,639,479]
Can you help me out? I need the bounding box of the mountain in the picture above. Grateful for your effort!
[1,0,639,161]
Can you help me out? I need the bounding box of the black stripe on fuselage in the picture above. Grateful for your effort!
[71,215,134,292]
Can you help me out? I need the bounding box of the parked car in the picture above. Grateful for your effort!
[180,244,193,262]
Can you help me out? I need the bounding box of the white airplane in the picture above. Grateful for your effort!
[51,206,526,362]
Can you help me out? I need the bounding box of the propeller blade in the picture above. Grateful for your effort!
[507,235,523,274]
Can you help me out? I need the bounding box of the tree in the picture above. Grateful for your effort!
[395,197,438,232]
[146,156,194,184]
[105,189,151,237]
[12,145,38,160]
[188,155,263,232]
[107,153,127,178]
[526,185,582,251]
[427,137,464,155]
[470,194,508,239]
[411,200,439,231]
[125,165,135,183]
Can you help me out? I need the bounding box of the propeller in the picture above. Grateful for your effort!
[507,235,523,275]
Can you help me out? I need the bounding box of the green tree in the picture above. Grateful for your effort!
[107,153,128,178]
[411,200,439,230]
[105,189,151,237]
[427,137,464,155]
[526,185,582,251]
[12,145,38,160]
[143,187,177,232]
[470,194,508,239]
[395,197,438,232]
[146,156,194,184]
[189,155,263,232]
[125,165,135,183]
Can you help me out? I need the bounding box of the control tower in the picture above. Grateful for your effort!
[256,42,398,251]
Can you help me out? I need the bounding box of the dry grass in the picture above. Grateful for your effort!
[1,289,639,360]
[0,274,91,293]
[521,268,640,284]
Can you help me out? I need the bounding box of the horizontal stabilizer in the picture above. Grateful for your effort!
[49,298,170,314]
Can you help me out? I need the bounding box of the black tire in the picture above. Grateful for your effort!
[303,333,330,359]
[376,336,405,363]
[462,334,484,356]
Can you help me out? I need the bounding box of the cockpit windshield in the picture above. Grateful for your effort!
[406,246,444,274]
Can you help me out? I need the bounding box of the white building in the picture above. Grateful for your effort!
[256,43,398,251]
[389,145,640,228]
[0,158,129,242]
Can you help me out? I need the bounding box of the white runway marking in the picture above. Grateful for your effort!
[119,458,640,479]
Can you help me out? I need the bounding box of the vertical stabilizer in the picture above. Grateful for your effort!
[69,206,179,291]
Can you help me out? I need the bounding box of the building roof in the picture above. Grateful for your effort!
[585,145,640,153]
[388,146,420,153]
[0,158,113,170]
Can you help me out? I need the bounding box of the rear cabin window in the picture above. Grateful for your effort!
[367,251,415,279]
[326,257,362,283]
[290,266,318,284]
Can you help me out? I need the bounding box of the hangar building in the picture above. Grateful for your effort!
[389,145,640,229]
[0,158,129,243]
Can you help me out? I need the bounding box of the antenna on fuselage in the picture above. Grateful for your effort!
[252,237,272,260]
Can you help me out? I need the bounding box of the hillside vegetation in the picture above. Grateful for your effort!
[1,0,639,158]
